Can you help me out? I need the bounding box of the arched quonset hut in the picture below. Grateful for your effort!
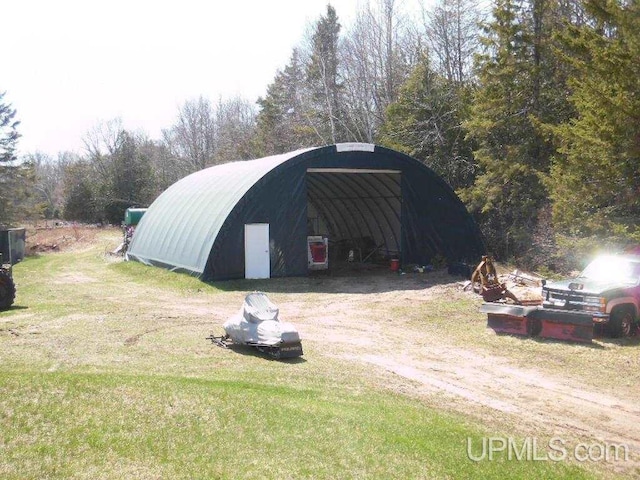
[127,143,484,280]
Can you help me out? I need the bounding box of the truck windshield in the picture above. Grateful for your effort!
[580,256,640,284]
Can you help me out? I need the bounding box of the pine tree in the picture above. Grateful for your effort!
[62,161,99,223]
[0,91,33,226]
[378,56,476,190]
[461,0,572,260]
[256,49,314,155]
[549,0,640,242]
[305,5,345,144]
[103,131,155,224]
[0,92,20,164]
[66,124,158,224]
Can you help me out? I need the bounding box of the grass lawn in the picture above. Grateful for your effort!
[0,228,620,478]
[0,370,594,480]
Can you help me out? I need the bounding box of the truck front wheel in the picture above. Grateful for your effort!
[608,307,634,338]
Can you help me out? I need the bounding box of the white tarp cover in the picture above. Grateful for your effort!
[223,292,300,346]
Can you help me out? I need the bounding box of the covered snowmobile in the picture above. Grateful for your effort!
[209,292,303,359]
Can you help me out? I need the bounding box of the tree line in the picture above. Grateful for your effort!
[1,0,638,271]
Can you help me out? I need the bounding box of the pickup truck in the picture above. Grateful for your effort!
[541,254,640,337]
[481,253,640,342]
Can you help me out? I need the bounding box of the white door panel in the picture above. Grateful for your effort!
[245,224,270,279]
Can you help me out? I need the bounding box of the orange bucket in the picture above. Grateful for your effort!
[390,258,400,271]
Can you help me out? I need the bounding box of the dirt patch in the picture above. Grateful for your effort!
[53,273,98,285]
[25,224,118,255]
[275,273,640,472]
[357,349,640,450]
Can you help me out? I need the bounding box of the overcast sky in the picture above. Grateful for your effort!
[5,0,378,157]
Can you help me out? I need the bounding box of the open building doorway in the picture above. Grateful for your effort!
[306,168,402,272]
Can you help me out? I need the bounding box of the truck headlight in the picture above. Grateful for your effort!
[583,296,606,313]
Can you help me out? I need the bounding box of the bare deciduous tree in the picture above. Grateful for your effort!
[340,0,416,142]
[162,96,217,173]
[213,96,257,163]
[162,95,257,176]
[82,118,127,183]
[28,151,78,219]
[422,0,483,83]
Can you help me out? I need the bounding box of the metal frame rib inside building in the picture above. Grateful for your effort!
[127,143,485,280]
